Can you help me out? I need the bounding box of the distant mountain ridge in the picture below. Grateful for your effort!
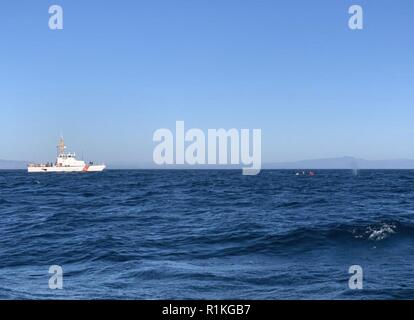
[0,159,28,169]
[264,156,414,169]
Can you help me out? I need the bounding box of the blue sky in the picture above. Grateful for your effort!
[1,0,413,166]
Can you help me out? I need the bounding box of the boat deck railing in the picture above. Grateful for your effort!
[28,163,55,167]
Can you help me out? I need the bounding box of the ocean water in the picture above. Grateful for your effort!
[1,169,414,300]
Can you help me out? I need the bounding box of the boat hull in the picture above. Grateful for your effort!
[27,165,106,173]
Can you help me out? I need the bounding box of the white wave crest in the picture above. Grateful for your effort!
[367,223,396,241]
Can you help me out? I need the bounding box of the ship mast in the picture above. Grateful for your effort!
[57,136,66,156]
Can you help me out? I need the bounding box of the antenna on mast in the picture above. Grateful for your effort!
[57,136,66,155]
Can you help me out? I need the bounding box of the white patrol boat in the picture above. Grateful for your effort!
[28,137,106,173]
